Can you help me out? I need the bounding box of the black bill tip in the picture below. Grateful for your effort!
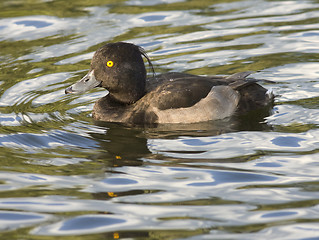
[65,86,73,94]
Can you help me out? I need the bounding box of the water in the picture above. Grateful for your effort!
[1,0,319,239]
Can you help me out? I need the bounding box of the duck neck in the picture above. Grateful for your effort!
[108,77,146,105]
[108,90,144,105]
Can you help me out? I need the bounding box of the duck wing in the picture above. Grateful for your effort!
[146,72,273,113]
[146,72,225,92]
[147,78,217,110]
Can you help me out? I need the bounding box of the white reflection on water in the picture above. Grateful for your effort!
[0,72,71,107]
[267,105,319,125]
[148,129,319,159]
[0,16,65,41]
[0,130,97,149]
[215,0,319,15]
[190,223,319,240]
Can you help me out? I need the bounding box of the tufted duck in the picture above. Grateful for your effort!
[65,42,273,125]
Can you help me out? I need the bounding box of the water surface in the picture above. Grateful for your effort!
[1,0,319,239]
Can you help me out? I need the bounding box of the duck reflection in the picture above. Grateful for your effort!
[88,106,273,206]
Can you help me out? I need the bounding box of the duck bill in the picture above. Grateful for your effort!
[65,70,101,94]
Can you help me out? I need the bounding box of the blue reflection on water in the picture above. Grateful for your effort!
[140,15,166,21]
[255,162,282,167]
[182,138,219,146]
[20,175,46,181]
[15,20,52,28]
[262,211,296,218]
[301,32,319,37]
[102,178,138,185]
[60,216,126,231]
[0,212,43,220]
[271,136,305,147]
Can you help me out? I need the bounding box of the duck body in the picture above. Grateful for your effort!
[65,42,273,125]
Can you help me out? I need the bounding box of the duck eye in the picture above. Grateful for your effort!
[106,61,114,68]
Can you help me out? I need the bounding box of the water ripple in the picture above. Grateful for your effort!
[148,129,319,159]
[1,0,319,239]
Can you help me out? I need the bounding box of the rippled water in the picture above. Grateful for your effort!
[1,0,319,239]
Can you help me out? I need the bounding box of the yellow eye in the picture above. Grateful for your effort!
[106,60,114,68]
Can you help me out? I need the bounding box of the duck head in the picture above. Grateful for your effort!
[65,42,153,104]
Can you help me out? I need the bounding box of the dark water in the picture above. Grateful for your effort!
[1,0,319,239]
